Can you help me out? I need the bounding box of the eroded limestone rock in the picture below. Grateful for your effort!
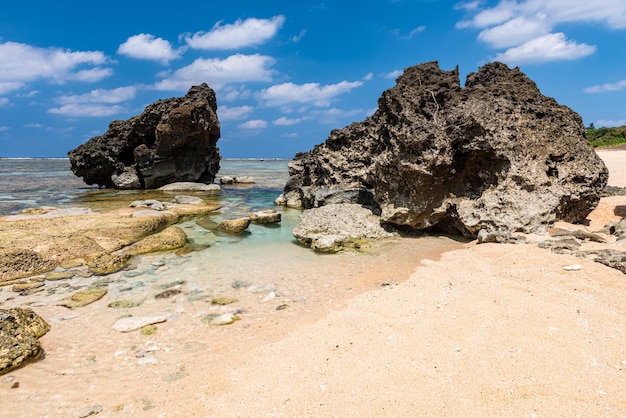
[280,61,608,237]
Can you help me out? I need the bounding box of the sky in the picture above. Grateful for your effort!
[1,0,626,158]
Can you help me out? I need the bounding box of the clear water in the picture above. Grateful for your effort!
[0,158,463,323]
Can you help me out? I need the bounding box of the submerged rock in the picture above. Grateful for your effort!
[68,83,221,189]
[0,308,50,375]
[279,61,607,237]
[218,218,251,234]
[59,287,108,309]
[113,316,167,332]
[292,203,393,252]
[250,209,281,224]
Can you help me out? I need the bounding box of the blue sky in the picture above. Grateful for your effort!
[1,0,626,158]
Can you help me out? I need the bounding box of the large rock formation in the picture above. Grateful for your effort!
[278,62,608,237]
[68,83,221,189]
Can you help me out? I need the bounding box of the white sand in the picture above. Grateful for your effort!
[2,150,626,417]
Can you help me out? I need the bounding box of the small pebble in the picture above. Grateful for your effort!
[562,264,582,271]
[276,304,288,311]
[137,356,158,366]
[260,292,277,303]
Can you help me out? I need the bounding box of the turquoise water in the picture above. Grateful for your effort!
[0,158,289,216]
[0,158,462,320]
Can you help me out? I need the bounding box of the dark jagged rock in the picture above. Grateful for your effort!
[1,308,50,375]
[68,83,221,189]
[278,61,608,237]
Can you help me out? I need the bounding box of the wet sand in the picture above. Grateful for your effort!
[1,150,626,417]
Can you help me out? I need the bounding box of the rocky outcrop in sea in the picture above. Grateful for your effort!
[68,83,221,189]
[278,61,608,238]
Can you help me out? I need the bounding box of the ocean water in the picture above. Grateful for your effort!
[0,158,462,320]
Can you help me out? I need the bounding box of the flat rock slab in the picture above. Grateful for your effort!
[59,288,107,309]
[159,182,221,192]
[113,316,167,332]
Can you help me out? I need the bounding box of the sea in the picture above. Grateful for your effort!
[0,158,462,319]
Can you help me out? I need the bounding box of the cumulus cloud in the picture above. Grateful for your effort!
[48,104,125,117]
[477,15,551,49]
[584,79,626,93]
[493,32,595,64]
[457,0,626,63]
[118,33,184,64]
[0,41,111,93]
[256,80,363,107]
[595,118,626,127]
[185,16,285,50]
[49,86,135,117]
[273,116,305,126]
[310,107,371,125]
[218,105,253,120]
[239,119,268,129]
[383,70,403,79]
[154,53,276,91]
[54,87,136,105]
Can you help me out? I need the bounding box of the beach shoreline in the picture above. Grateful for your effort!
[1,150,625,417]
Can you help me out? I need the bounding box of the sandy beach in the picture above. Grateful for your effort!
[2,150,626,417]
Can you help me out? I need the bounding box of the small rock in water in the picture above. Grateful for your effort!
[59,288,107,309]
[211,297,239,305]
[44,271,75,281]
[155,289,182,299]
[159,280,186,289]
[78,405,102,418]
[108,300,141,309]
[113,316,167,332]
[260,292,277,303]
[137,356,158,366]
[562,264,582,271]
[231,280,249,289]
[203,313,240,326]
[174,195,204,205]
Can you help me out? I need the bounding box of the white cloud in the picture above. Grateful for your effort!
[185,16,285,50]
[220,86,251,102]
[0,126,9,132]
[0,82,25,94]
[363,73,374,81]
[584,79,626,93]
[0,41,111,92]
[310,107,370,125]
[273,116,304,126]
[408,25,427,38]
[0,97,9,107]
[494,32,596,64]
[118,33,184,64]
[458,0,626,63]
[239,119,268,129]
[477,15,550,48]
[595,118,626,127]
[55,86,137,105]
[25,123,44,128]
[218,105,253,120]
[290,29,307,43]
[383,70,403,79]
[256,80,363,107]
[48,104,125,117]
[154,54,276,91]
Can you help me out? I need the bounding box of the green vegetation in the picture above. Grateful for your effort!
[587,124,626,148]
